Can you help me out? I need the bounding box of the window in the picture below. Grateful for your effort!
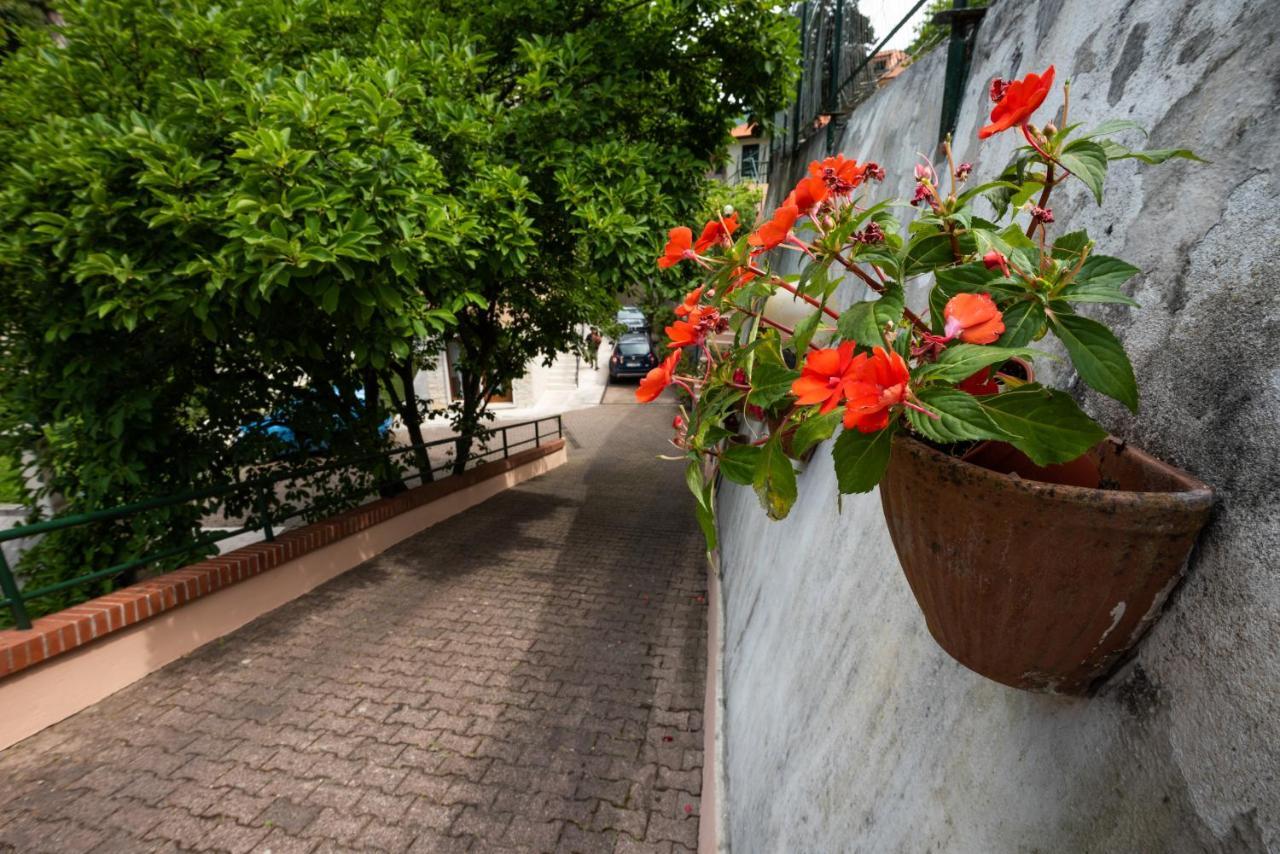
[740,143,760,180]
[619,340,651,356]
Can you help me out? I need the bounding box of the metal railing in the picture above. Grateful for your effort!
[0,415,563,630]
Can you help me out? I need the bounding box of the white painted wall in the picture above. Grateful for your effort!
[718,0,1280,850]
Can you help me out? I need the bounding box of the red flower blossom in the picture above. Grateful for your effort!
[978,66,1055,139]
[675,286,704,317]
[982,249,1011,277]
[657,226,694,269]
[665,306,720,349]
[748,205,800,251]
[636,351,682,403]
[787,175,831,214]
[944,293,1005,344]
[808,155,866,194]
[694,212,740,253]
[792,341,861,414]
[957,367,1000,396]
[843,347,910,433]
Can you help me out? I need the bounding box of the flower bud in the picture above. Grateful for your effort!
[1030,205,1054,225]
[982,249,1011,277]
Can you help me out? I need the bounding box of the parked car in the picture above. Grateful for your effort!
[239,387,393,455]
[609,333,658,380]
[616,306,647,333]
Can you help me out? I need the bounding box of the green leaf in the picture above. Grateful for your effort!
[1100,143,1207,165]
[903,232,958,277]
[1048,311,1139,411]
[789,410,843,457]
[837,284,904,347]
[791,304,825,356]
[747,361,800,409]
[955,179,1021,208]
[719,443,761,486]
[1051,230,1091,263]
[1079,118,1148,140]
[978,384,1108,465]
[685,461,717,551]
[831,424,895,494]
[321,285,340,314]
[1059,140,1109,205]
[752,437,798,520]
[996,299,1047,347]
[1057,282,1140,307]
[908,388,1013,444]
[1075,255,1140,289]
[916,344,1041,383]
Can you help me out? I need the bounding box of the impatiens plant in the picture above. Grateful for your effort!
[638,66,1203,548]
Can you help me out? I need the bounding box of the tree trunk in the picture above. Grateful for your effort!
[452,368,484,476]
[363,365,405,497]
[391,356,433,483]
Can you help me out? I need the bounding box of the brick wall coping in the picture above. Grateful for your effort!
[0,439,565,681]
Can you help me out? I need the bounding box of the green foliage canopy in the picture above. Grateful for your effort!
[0,0,798,616]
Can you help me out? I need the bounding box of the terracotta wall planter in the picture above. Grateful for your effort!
[878,435,1213,695]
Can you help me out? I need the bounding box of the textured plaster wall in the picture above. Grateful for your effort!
[717,0,1280,851]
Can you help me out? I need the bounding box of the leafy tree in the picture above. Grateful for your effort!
[0,0,476,617]
[384,1,799,467]
[0,0,797,616]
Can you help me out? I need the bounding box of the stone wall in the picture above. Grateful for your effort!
[716,0,1280,850]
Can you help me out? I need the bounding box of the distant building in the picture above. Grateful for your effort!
[872,49,910,87]
[711,122,769,190]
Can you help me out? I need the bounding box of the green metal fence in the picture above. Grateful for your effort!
[773,0,988,164]
[0,415,563,630]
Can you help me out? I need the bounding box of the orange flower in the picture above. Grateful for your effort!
[675,286,704,317]
[658,226,694,269]
[943,293,1005,344]
[809,155,866,193]
[787,175,831,214]
[792,341,863,414]
[978,66,1055,139]
[665,306,719,349]
[694,212,740,253]
[636,351,682,403]
[843,347,910,433]
[748,204,799,251]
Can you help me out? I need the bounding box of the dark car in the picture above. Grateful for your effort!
[609,333,658,380]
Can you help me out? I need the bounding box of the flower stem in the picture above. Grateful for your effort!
[833,253,932,334]
[748,264,841,320]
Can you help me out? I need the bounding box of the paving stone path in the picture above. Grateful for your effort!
[0,400,708,853]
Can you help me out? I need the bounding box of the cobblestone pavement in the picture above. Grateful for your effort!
[0,402,708,853]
